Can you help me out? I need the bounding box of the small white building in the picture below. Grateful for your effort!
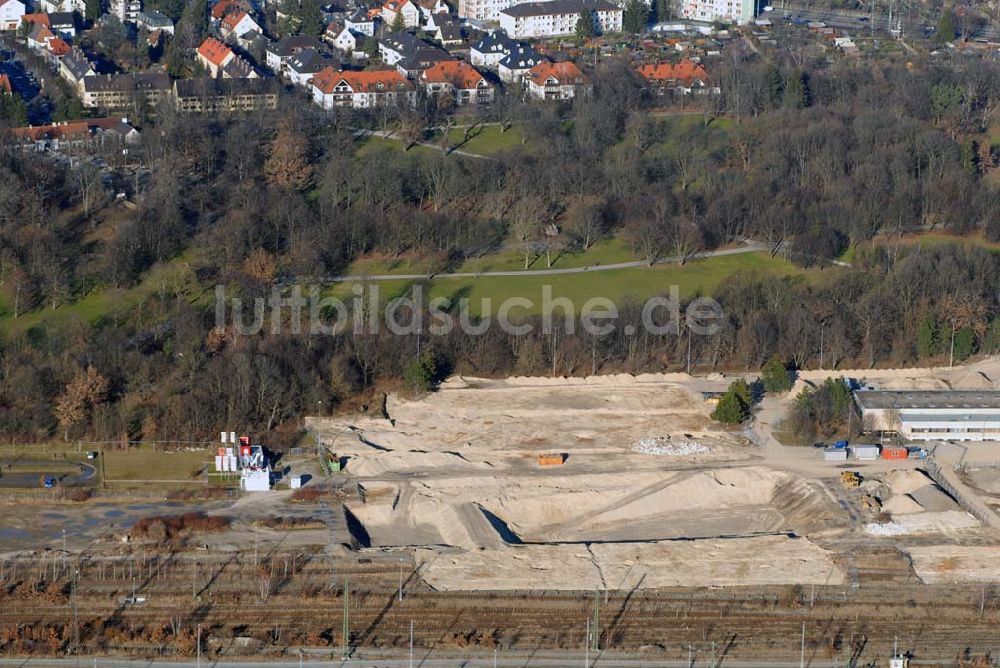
[499,0,621,39]
[0,0,26,31]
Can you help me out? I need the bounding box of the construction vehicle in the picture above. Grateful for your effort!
[862,494,882,513]
[840,471,861,489]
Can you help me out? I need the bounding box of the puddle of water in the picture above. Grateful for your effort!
[104,510,126,518]
[0,528,32,540]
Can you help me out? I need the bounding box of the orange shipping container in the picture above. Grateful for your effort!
[537,454,565,466]
[882,446,908,460]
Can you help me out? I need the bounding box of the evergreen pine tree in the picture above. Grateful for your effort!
[917,315,939,358]
[761,355,792,393]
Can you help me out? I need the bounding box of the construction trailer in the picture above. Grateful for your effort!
[823,447,848,462]
[853,444,880,461]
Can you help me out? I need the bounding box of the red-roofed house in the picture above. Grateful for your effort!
[210,0,242,21]
[420,60,492,105]
[197,36,235,77]
[21,12,48,26]
[0,0,25,30]
[309,66,415,109]
[525,60,586,100]
[220,9,260,38]
[635,59,713,95]
[47,36,70,55]
[381,0,420,27]
[8,117,139,151]
[27,22,56,50]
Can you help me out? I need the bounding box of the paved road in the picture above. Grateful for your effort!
[321,242,771,283]
[0,459,96,488]
[776,2,1000,41]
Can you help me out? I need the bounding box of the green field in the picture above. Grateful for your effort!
[0,258,205,335]
[343,237,640,277]
[445,124,528,155]
[330,251,807,316]
[102,445,210,483]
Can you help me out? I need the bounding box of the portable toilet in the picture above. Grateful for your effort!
[290,475,302,489]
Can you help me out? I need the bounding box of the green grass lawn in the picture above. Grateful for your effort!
[0,258,205,335]
[342,238,642,278]
[445,125,528,155]
[102,444,210,483]
[328,251,806,316]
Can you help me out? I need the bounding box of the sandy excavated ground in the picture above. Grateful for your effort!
[417,535,846,590]
[310,375,853,590]
[307,363,1000,590]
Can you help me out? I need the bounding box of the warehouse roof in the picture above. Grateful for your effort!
[899,413,1000,423]
[854,390,1000,411]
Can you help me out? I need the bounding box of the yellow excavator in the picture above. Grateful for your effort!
[840,471,861,489]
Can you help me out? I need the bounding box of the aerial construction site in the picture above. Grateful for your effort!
[6,361,1000,665]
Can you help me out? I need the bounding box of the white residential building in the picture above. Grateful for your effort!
[498,46,544,83]
[458,0,516,22]
[39,0,85,13]
[499,0,621,39]
[469,30,516,67]
[0,0,25,31]
[381,0,421,27]
[220,10,260,38]
[679,0,755,25]
[309,66,416,109]
[110,0,142,22]
[524,59,586,100]
[344,7,375,34]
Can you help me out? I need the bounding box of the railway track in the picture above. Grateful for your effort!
[3,553,1000,663]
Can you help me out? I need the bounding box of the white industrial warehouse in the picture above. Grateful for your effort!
[854,390,1000,442]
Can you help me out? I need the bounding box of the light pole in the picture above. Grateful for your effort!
[398,557,404,602]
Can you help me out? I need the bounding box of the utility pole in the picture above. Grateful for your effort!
[197,623,201,668]
[585,618,590,668]
[398,557,404,602]
[800,621,805,668]
[592,589,600,651]
[342,575,350,659]
[409,620,414,668]
[71,569,79,653]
